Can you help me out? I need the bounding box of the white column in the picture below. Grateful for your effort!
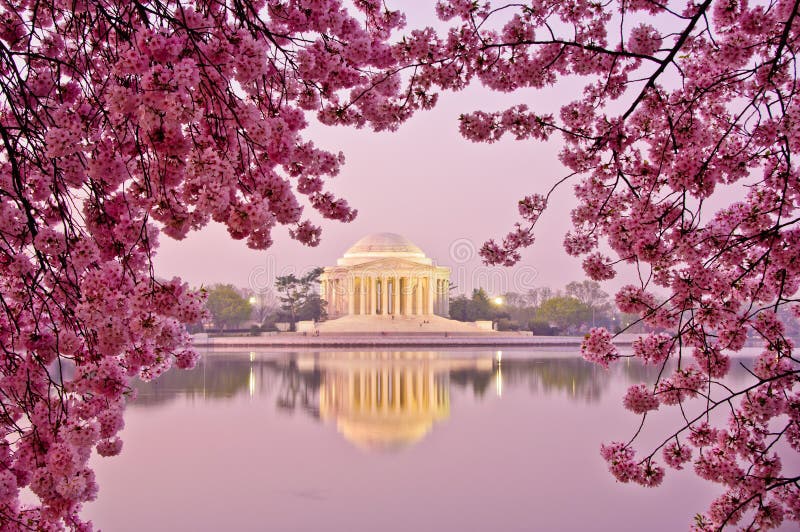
[392,276,400,315]
[333,279,342,316]
[444,280,449,316]
[414,276,425,314]
[325,280,330,312]
[403,276,412,316]
[436,279,441,315]
[347,276,355,315]
[327,280,333,315]
[432,279,437,315]
[427,276,434,315]
[369,276,377,315]
[335,278,341,315]
[357,276,365,315]
[381,277,388,315]
[329,279,334,316]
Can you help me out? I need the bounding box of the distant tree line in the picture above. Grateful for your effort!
[450,280,800,338]
[449,281,625,335]
[194,276,800,339]
[191,267,326,333]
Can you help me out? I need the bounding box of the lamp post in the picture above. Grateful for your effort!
[491,296,505,331]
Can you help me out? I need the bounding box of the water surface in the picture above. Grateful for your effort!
[83,348,795,531]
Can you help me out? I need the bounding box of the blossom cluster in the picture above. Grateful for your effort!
[427,0,800,528]
[2,0,799,529]
[0,0,413,529]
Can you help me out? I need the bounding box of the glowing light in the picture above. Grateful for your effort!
[249,351,255,362]
[495,351,503,397]
[493,296,504,305]
[248,296,257,305]
[249,368,255,397]
[495,366,503,397]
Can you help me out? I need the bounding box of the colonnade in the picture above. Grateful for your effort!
[321,274,449,318]
[320,366,449,415]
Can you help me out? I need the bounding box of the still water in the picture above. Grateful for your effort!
[82,348,792,531]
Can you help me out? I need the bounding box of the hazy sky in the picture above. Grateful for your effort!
[154,6,614,298]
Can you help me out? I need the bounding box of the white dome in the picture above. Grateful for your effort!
[343,233,425,258]
[336,233,431,267]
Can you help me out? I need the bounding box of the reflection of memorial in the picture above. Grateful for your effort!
[307,352,492,451]
[132,350,674,415]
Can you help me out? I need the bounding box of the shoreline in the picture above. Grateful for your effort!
[191,332,646,349]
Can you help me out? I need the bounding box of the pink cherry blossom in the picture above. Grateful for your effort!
[2,0,800,529]
[623,384,660,415]
[662,441,692,470]
[580,328,620,368]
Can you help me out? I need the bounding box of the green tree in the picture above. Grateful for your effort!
[275,267,325,330]
[526,286,553,307]
[248,289,279,326]
[448,295,472,321]
[536,296,592,333]
[297,293,327,322]
[206,284,253,330]
[503,291,538,329]
[528,319,556,335]
[449,288,499,322]
[470,288,494,320]
[565,280,612,327]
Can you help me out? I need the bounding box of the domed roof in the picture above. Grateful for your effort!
[337,233,431,266]
[344,232,425,257]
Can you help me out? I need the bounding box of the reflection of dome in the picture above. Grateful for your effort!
[336,413,437,452]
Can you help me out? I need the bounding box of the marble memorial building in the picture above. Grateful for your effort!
[320,233,451,319]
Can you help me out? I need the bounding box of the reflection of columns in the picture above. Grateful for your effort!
[405,370,413,408]
[381,277,388,315]
[369,276,377,315]
[393,370,400,410]
[381,369,388,411]
[360,371,366,408]
[347,277,355,315]
[403,277,411,316]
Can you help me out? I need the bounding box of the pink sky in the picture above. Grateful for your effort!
[153,5,637,298]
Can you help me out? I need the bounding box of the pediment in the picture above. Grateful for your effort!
[333,257,436,274]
